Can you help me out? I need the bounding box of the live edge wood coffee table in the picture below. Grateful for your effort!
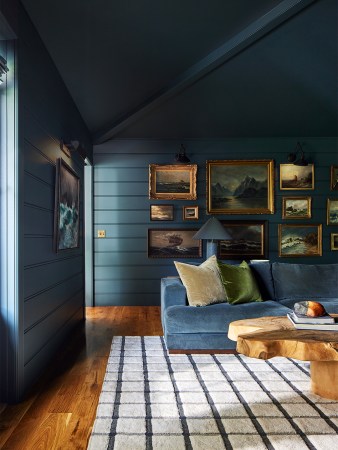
[228,316,338,400]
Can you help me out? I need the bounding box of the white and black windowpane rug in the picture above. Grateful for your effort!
[87,336,338,450]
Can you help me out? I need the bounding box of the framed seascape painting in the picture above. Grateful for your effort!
[331,165,338,190]
[331,233,338,251]
[327,198,338,225]
[218,220,268,260]
[150,204,174,221]
[183,205,199,220]
[206,160,274,214]
[54,158,80,252]
[149,164,197,200]
[282,197,311,219]
[278,224,322,257]
[280,164,314,190]
[148,229,202,258]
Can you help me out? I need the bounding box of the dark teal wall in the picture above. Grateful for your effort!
[93,138,338,306]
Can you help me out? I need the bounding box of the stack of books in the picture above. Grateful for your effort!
[287,311,338,331]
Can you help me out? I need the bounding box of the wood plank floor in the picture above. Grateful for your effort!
[0,306,163,450]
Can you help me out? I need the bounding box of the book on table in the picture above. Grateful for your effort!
[287,314,338,331]
[289,311,335,324]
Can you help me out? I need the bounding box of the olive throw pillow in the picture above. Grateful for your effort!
[174,255,226,307]
[218,260,263,305]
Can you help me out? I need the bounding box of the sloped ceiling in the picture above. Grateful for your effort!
[21,0,337,141]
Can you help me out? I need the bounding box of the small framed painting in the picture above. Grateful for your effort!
[218,220,268,260]
[331,165,338,190]
[148,228,202,258]
[149,164,197,200]
[183,205,199,220]
[206,160,274,214]
[282,197,311,219]
[278,224,322,257]
[331,233,338,251]
[150,204,174,221]
[327,198,338,225]
[279,164,314,190]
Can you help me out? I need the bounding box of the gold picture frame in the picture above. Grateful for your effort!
[206,160,274,214]
[282,196,312,219]
[278,224,322,257]
[327,198,338,225]
[330,165,338,190]
[279,164,314,190]
[183,205,199,220]
[331,233,338,251]
[149,164,197,200]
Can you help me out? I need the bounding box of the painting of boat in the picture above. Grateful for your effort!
[148,229,202,258]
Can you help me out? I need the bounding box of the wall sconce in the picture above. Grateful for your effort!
[175,144,190,163]
[60,139,91,165]
[287,142,308,166]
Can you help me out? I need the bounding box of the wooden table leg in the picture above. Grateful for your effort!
[310,361,338,400]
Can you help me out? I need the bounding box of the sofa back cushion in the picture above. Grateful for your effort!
[272,263,338,301]
[249,261,275,300]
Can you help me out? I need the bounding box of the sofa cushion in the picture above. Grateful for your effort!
[272,263,338,301]
[174,255,226,307]
[249,261,275,300]
[218,261,262,304]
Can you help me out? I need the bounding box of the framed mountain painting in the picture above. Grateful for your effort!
[206,160,274,214]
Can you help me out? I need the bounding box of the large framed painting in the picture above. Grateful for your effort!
[206,160,274,214]
[278,224,322,257]
[327,198,338,225]
[330,165,338,190]
[54,158,80,252]
[282,196,311,219]
[279,164,314,190]
[149,164,197,200]
[218,220,268,260]
[148,228,202,258]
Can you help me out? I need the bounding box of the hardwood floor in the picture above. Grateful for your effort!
[0,306,163,450]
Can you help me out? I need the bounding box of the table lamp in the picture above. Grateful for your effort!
[193,216,231,258]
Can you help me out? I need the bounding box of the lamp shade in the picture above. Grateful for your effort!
[193,217,231,240]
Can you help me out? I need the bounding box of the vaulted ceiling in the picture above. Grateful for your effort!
[21,0,337,142]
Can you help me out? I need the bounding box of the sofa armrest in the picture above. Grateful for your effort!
[161,277,187,330]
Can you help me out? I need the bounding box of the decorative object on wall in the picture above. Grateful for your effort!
[287,141,308,166]
[193,216,231,258]
[218,220,268,260]
[206,160,274,215]
[331,165,338,190]
[148,228,202,258]
[331,233,338,251]
[183,205,199,220]
[150,204,174,221]
[149,164,197,200]
[282,196,312,219]
[278,224,322,257]
[60,139,91,165]
[327,198,338,225]
[54,158,80,252]
[175,144,190,163]
[279,164,314,190]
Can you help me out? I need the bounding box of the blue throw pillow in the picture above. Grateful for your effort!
[249,261,275,300]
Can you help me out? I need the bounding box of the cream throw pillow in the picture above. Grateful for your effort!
[174,255,226,307]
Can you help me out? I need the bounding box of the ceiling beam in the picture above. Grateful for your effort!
[93,0,316,144]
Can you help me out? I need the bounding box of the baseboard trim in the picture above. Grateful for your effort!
[168,349,238,354]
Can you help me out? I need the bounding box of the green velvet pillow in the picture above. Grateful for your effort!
[218,260,263,304]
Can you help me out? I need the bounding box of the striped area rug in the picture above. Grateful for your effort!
[87,336,338,450]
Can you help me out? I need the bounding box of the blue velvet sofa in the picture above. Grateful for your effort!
[161,262,338,352]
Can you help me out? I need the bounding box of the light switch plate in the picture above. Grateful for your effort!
[97,230,106,238]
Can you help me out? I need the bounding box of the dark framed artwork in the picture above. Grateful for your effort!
[279,164,314,190]
[206,160,274,214]
[278,224,322,257]
[331,233,338,251]
[217,220,268,260]
[150,204,174,221]
[149,164,197,200]
[282,196,312,219]
[54,158,80,252]
[327,198,338,225]
[330,165,338,190]
[148,228,202,258]
[183,205,199,220]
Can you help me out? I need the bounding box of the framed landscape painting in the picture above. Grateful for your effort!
[280,164,314,190]
[183,205,199,220]
[327,198,338,225]
[218,220,268,260]
[149,164,197,200]
[148,229,202,258]
[206,160,274,214]
[331,165,338,190]
[278,224,322,257]
[331,233,338,251]
[282,197,311,219]
[150,204,174,221]
[54,158,80,252]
